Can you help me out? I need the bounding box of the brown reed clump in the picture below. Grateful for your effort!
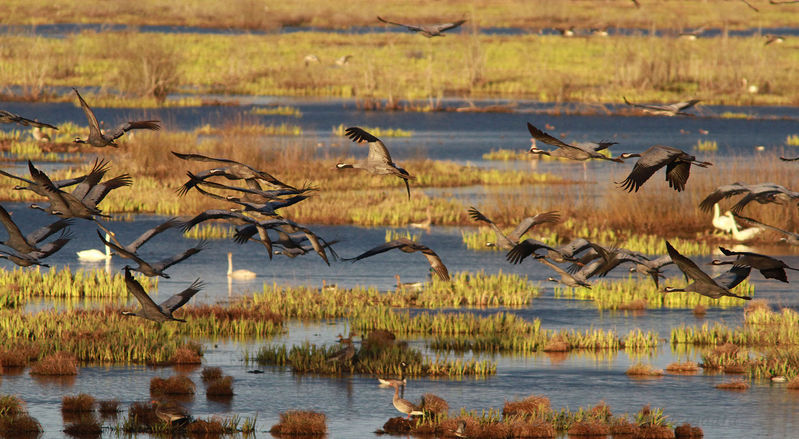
[0,413,42,437]
[200,367,223,384]
[168,345,202,365]
[150,375,196,396]
[62,394,96,412]
[124,401,160,431]
[619,299,648,311]
[626,363,664,377]
[478,422,511,439]
[381,417,413,434]
[421,393,448,416]
[722,364,747,374]
[787,376,799,389]
[744,299,769,315]
[363,329,397,350]
[64,414,102,438]
[503,394,551,418]
[715,379,750,390]
[542,336,570,353]
[439,417,482,438]
[568,419,610,436]
[665,362,699,373]
[674,423,703,438]
[610,418,639,436]
[30,352,78,375]
[507,417,555,438]
[270,410,327,435]
[635,425,675,439]
[186,417,226,434]
[692,304,707,317]
[0,395,24,417]
[0,344,41,368]
[98,399,120,416]
[206,376,234,397]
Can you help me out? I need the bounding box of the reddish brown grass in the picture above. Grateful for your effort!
[270,410,327,435]
[568,420,610,436]
[439,417,482,438]
[186,417,226,434]
[64,414,102,437]
[542,336,570,353]
[787,376,799,389]
[478,422,511,438]
[626,363,664,377]
[200,367,223,384]
[692,304,707,317]
[30,352,78,375]
[635,425,676,439]
[206,376,234,397]
[589,401,612,421]
[169,346,202,365]
[674,423,703,438]
[0,344,40,368]
[363,329,396,350]
[0,395,24,417]
[126,401,159,429]
[507,417,555,438]
[98,399,120,416]
[421,393,448,416]
[715,379,750,390]
[381,417,413,434]
[744,299,770,315]
[610,418,639,435]
[722,364,747,374]
[150,375,196,396]
[503,395,551,418]
[62,394,95,412]
[619,299,648,311]
[665,362,700,373]
[0,413,42,436]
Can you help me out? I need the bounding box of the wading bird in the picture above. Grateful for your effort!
[623,96,701,116]
[345,238,449,281]
[338,127,414,199]
[0,110,58,130]
[377,16,466,37]
[390,382,424,418]
[526,123,623,163]
[617,145,712,192]
[468,206,560,249]
[712,247,798,283]
[122,267,203,322]
[663,241,752,300]
[73,88,160,147]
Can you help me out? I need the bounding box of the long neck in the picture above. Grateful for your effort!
[726,214,740,234]
[713,203,720,220]
[227,253,233,275]
[104,233,111,257]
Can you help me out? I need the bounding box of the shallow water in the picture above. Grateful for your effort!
[2,97,799,438]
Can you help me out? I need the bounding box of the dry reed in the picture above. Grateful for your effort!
[787,376,799,390]
[665,362,700,373]
[270,410,327,435]
[626,363,664,377]
[568,420,610,436]
[61,394,95,412]
[421,393,449,416]
[150,375,196,396]
[674,423,704,438]
[30,352,77,375]
[97,399,120,416]
[503,395,551,418]
[206,376,234,397]
[63,414,102,438]
[200,367,223,384]
[715,379,750,390]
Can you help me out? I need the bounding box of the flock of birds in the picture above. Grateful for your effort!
[1,14,799,422]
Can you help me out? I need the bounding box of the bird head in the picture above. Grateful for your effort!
[73,137,85,144]
[618,152,641,160]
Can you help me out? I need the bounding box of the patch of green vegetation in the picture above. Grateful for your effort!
[786,134,799,147]
[250,106,302,117]
[694,139,718,152]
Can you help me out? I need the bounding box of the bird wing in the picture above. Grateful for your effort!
[171,151,241,165]
[344,239,410,262]
[83,174,132,209]
[124,267,162,312]
[73,88,102,139]
[674,99,701,111]
[0,110,58,130]
[377,16,424,32]
[345,126,395,164]
[730,188,785,214]
[180,209,252,232]
[30,230,72,259]
[420,247,450,281]
[26,218,73,245]
[233,224,258,244]
[664,160,691,192]
[618,146,676,192]
[507,211,560,242]
[467,206,514,248]
[732,213,796,238]
[27,161,71,213]
[698,183,749,212]
[106,120,161,140]
[665,241,720,286]
[0,204,33,252]
[152,241,206,272]
[70,158,110,201]
[159,279,204,313]
[297,227,331,266]
[527,122,575,150]
[0,169,34,186]
[713,265,752,290]
[433,19,466,33]
[97,230,148,266]
[538,257,572,278]
[506,239,557,264]
[127,218,181,252]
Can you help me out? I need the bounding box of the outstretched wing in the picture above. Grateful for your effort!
[665,241,719,286]
[377,16,424,32]
[73,88,102,139]
[508,211,560,242]
[467,206,514,248]
[124,267,161,312]
[345,126,395,164]
[160,279,204,313]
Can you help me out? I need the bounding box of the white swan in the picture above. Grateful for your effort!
[77,233,112,261]
[725,212,763,241]
[227,252,256,279]
[711,203,735,234]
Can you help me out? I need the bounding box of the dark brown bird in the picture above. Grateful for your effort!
[338,127,414,199]
[712,247,798,283]
[73,88,160,147]
[377,16,466,37]
[0,110,58,130]
[344,238,449,281]
[663,241,752,300]
[617,146,712,192]
[123,267,203,322]
[0,204,72,257]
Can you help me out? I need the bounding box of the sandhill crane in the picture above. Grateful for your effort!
[699,182,799,213]
[98,231,205,278]
[506,238,562,263]
[617,145,712,192]
[537,257,606,288]
[712,247,798,283]
[172,151,297,193]
[345,238,449,281]
[0,204,72,257]
[122,267,203,322]
[0,110,57,130]
[468,206,559,249]
[623,96,701,116]
[377,16,466,37]
[338,127,414,199]
[527,122,623,162]
[732,213,799,245]
[73,88,160,147]
[663,241,752,300]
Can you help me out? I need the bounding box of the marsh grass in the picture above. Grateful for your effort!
[0,396,23,418]
[694,139,718,152]
[30,352,77,376]
[250,105,302,117]
[715,379,750,390]
[674,423,704,439]
[63,413,102,438]
[205,376,234,397]
[626,363,664,377]
[270,410,326,436]
[332,124,412,138]
[97,400,120,417]
[786,134,799,147]
[200,367,223,384]
[665,362,700,374]
[182,223,235,240]
[150,375,196,396]
[503,395,550,418]
[62,394,95,413]
[421,393,449,416]
[168,346,202,365]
